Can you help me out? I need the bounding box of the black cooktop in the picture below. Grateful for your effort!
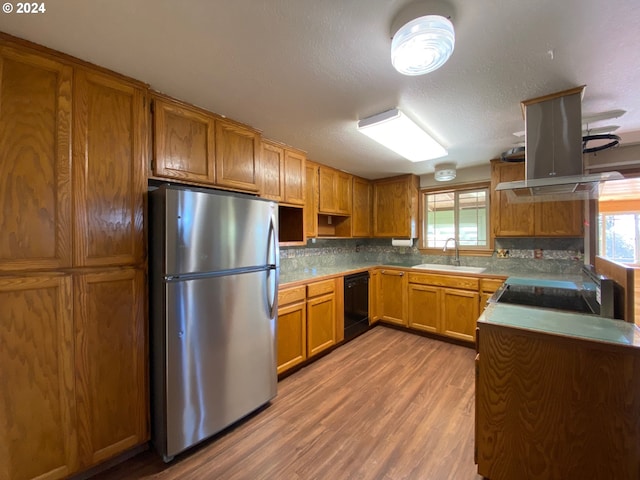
[495,284,597,314]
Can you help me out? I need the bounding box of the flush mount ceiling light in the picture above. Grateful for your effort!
[390,0,455,76]
[434,162,456,181]
[357,108,447,162]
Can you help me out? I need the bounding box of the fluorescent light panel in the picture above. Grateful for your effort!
[357,108,447,162]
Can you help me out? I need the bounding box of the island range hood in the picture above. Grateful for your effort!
[496,86,622,203]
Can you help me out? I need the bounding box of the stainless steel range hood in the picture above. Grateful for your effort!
[496,86,622,203]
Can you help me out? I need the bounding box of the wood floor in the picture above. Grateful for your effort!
[93,326,483,480]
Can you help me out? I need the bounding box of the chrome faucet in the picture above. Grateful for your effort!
[443,237,460,266]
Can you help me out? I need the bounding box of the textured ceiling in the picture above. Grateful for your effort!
[2,0,640,179]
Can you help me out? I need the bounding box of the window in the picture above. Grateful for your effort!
[598,177,640,265]
[421,184,490,251]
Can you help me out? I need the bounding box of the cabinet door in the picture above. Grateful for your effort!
[74,268,146,467]
[305,162,319,238]
[335,171,352,215]
[373,175,418,238]
[215,118,260,192]
[491,161,534,236]
[408,283,441,333]
[283,149,306,205]
[442,288,479,342]
[0,275,78,480]
[153,96,216,184]
[261,140,284,201]
[535,200,583,236]
[0,45,72,272]
[307,293,336,357]
[277,301,307,374]
[369,269,380,323]
[352,177,372,237]
[379,270,408,326]
[318,166,337,213]
[73,69,146,268]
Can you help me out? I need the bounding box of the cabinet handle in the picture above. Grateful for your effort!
[399,272,404,276]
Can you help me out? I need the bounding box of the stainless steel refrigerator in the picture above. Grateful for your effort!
[148,184,279,462]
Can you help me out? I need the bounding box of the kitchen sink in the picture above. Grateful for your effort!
[411,263,486,274]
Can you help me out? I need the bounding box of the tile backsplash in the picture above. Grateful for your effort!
[281,237,585,276]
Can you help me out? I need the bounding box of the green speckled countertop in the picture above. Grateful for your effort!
[479,303,640,347]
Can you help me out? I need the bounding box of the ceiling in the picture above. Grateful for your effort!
[2,0,640,180]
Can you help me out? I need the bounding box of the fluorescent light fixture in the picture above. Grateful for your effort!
[357,108,447,162]
[391,15,455,76]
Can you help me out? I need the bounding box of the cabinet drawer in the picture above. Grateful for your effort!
[307,279,335,298]
[408,272,479,290]
[278,285,306,306]
[480,277,505,293]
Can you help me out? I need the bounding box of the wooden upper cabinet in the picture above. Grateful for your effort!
[373,174,419,238]
[490,160,534,236]
[0,45,72,272]
[283,148,306,205]
[73,69,146,267]
[352,176,372,237]
[152,95,216,184]
[318,165,352,215]
[261,139,306,205]
[318,166,337,213]
[491,160,583,237]
[0,274,78,480]
[74,268,147,468]
[305,161,319,238]
[215,118,260,192]
[261,140,285,201]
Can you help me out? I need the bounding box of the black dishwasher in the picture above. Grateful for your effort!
[344,272,370,341]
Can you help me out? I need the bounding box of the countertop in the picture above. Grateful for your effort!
[279,262,582,286]
[479,303,640,348]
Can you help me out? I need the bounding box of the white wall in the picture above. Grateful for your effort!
[419,163,491,188]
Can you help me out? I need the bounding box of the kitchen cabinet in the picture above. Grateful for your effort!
[0,274,78,480]
[215,117,261,192]
[408,272,480,342]
[490,160,583,237]
[373,174,419,238]
[379,269,408,326]
[261,139,306,205]
[152,95,216,185]
[74,268,146,467]
[476,320,640,479]
[0,43,72,273]
[352,176,372,237]
[276,285,307,374]
[306,279,338,356]
[74,68,146,267]
[318,165,352,215]
[369,269,380,323]
[152,93,261,193]
[305,161,319,238]
[0,37,149,479]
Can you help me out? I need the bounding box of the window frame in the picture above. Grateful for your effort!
[418,181,494,256]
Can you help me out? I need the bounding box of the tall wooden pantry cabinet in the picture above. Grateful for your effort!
[0,35,148,480]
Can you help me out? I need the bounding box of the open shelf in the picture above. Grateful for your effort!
[317,214,351,237]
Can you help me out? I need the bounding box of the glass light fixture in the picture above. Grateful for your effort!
[434,162,456,181]
[391,14,455,76]
[357,108,447,162]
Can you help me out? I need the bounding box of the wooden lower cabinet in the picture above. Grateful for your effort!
[441,288,479,342]
[307,292,337,356]
[476,321,640,479]
[379,270,408,326]
[74,268,147,468]
[0,270,147,480]
[276,286,307,374]
[0,274,77,480]
[277,279,339,374]
[408,283,440,334]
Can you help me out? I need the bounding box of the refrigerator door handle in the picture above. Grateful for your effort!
[267,213,279,319]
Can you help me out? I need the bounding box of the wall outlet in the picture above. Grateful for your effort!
[534,249,543,259]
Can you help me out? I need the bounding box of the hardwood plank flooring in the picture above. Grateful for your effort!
[92,326,483,480]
